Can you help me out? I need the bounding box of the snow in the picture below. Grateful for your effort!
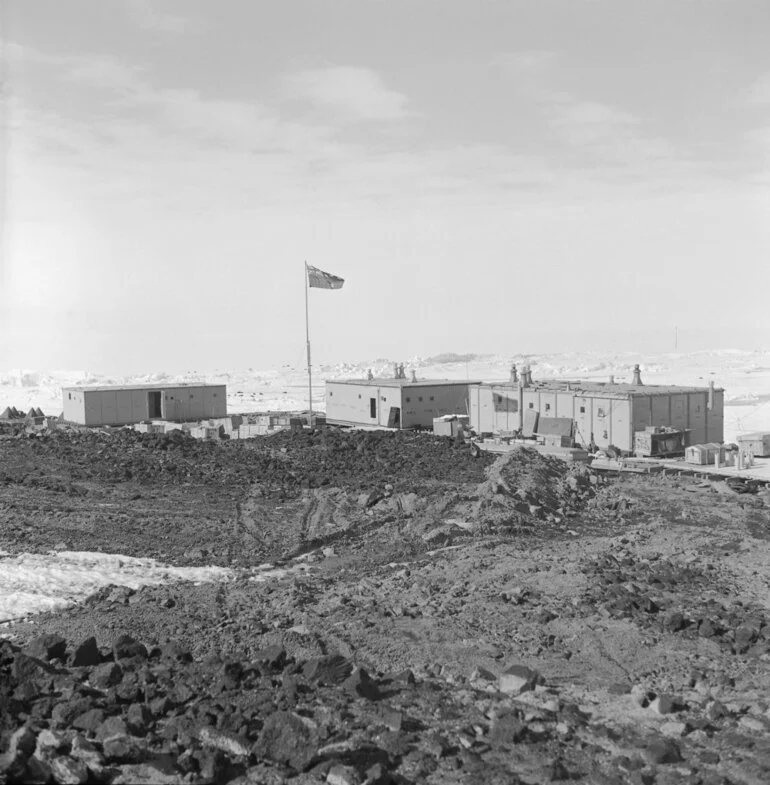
[0,550,233,623]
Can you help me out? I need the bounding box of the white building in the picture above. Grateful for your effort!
[325,378,477,429]
[62,383,227,426]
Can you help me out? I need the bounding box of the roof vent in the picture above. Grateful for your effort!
[632,364,643,385]
[410,369,417,383]
[509,363,518,384]
[393,362,399,380]
[367,369,374,381]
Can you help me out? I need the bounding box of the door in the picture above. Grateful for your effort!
[148,391,163,419]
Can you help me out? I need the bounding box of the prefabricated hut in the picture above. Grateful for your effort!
[469,378,723,451]
[325,378,478,429]
[62,383,227,426]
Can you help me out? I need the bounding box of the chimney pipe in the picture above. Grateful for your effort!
[393,362,399,380]
[609,375,615,384]
[632,364,643,386]
[367,369,374,381]
[509,363,518,384]
[399,363,405,379]
[708,380,714,411]
[410,369,417,383]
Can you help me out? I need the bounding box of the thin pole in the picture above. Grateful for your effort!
[305,261,313,424]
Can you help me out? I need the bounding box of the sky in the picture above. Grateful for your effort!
[1,0,769,374]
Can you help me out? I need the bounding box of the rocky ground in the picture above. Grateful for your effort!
[2,424,770,784]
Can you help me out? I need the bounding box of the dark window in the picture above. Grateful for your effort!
[381,396,386,401]
[418,396,423,403]
[580,406,585,413]
[545,403,551,411]
[358,394,362,399]
[329,391,333,396]
[429,396,434,401]
[597,407,605,418]
[405,397,411,403]
[190,394,194,399]
[528,402,534,409]
[496,395,502,404]
[369,398,376,418]
[68,393,71,400]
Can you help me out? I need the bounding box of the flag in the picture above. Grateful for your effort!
[307,264,344,290]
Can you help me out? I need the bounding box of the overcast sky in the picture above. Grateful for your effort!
[1,0,769,374]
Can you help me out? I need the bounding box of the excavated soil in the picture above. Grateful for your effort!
[2,425,770,784]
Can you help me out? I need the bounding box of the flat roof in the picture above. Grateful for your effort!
[62,383,226,393]
[481,380,723,397]
[328,378,480,388]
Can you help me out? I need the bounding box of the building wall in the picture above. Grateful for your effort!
[326,383,382,426]
[62,389,87,423]
[401,385,471,428]
[629,390,723,446]
[64,386,226,426]
[327,382,472,428]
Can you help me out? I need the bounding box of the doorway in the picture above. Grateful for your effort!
[148,391,163,419]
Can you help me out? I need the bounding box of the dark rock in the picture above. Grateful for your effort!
[489,712,525,746]
[90,662,123,689]
[12,652,57,683]
[102,734,145,763]
[159,642,192,663]
[24,634,67,662]
[198,726,251,757]
[549,759,571,781]
[113,634,148,661]
[644,738,682,765]
[49,755,89,784]
[71,637,101,668]
[96,716,129,741]
[252,645,287,671]
[253,711,319,771]
[126,703,153,735]
[698,619,716,638]
[343,667,380,700]
[51,698,92,728]
[72,708,106,732]
[302,654,353,686]
[663,611,686,632]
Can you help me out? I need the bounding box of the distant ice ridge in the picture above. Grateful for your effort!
[1,349,769,441]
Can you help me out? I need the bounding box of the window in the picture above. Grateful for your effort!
[358,394,362,399]
[369,398,377,418]
[580,406,586,414]
[68,393,72,400]
[496,395,502,404]
[597,407,606,418]
[545,403,551,411]
[528,402,534,409]
[405,397,411,403]
[190,394,194,399]
[329,391,333,397]
[418,396,423,403]
[429,396,434,402]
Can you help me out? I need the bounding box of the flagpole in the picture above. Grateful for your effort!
[304,261,313,426]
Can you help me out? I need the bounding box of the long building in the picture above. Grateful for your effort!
[469,378,723,451]
[325,378,477,429]
[62,383,227,426]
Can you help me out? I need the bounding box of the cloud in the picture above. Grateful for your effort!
[745,72,770,105]
[287,66,410,121]
[125,0,197,34]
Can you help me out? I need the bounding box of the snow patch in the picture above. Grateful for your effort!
[0,550,233,623]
